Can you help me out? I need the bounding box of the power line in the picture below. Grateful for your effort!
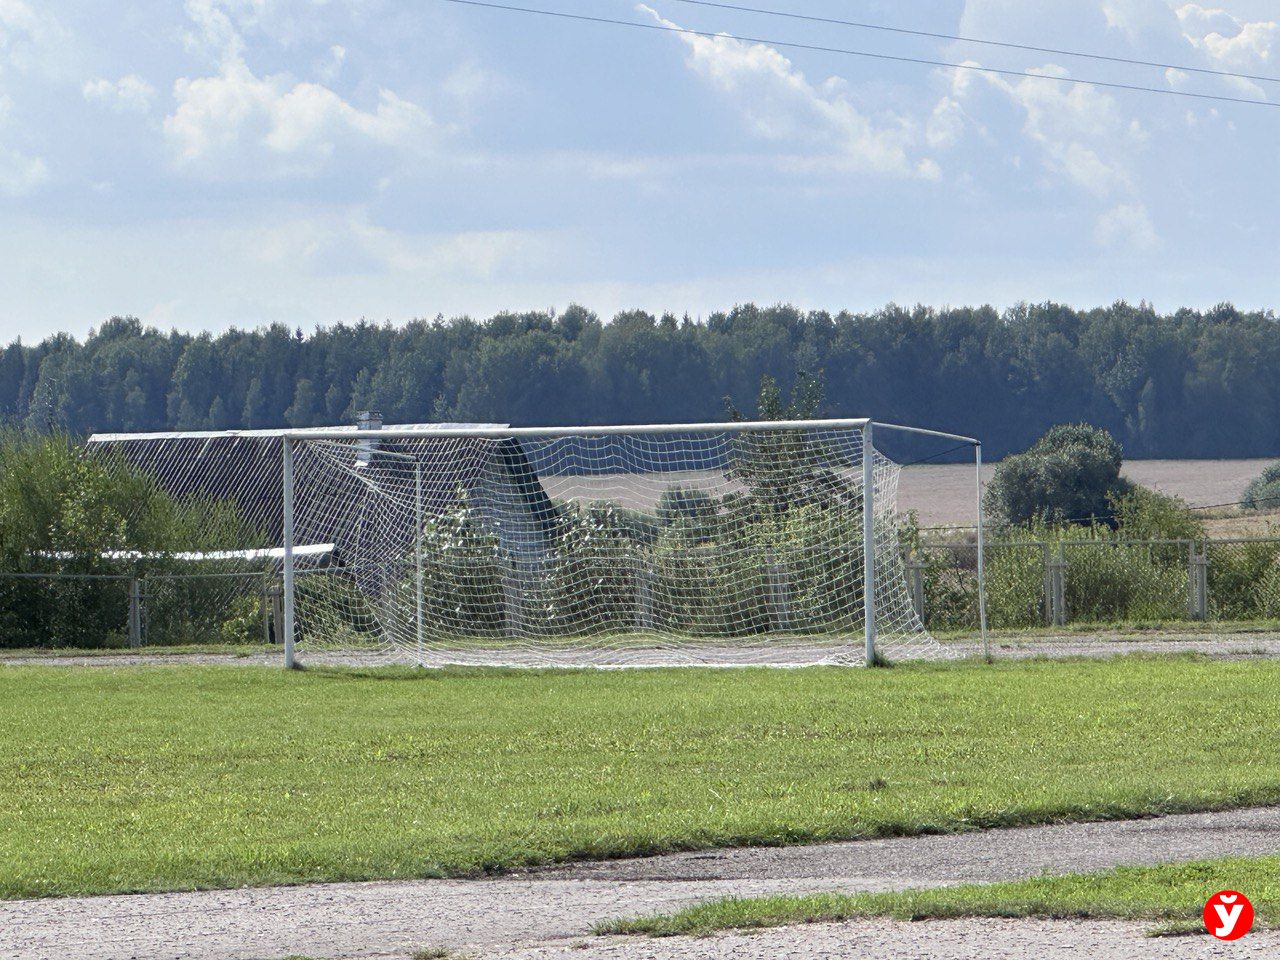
[672,0,1280,88]
[899,441,976,469]
[438,0,1280,109]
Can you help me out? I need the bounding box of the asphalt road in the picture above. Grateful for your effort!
[4,806,1280,959]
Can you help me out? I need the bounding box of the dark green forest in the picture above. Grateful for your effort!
[3,300,1278,459]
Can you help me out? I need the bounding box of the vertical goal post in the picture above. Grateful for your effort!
[271,418,989,668]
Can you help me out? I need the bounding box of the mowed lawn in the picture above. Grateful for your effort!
[4,656,1280,899]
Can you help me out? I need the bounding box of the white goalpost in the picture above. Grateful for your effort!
[89,418,988,668]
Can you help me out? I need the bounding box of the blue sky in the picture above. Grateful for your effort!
[1,0,1278,340]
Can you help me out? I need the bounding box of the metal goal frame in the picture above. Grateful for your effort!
[275,418,988,668]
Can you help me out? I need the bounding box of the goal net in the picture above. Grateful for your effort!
[88,420,962,666]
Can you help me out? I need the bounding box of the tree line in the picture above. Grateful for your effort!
[4,300,1279,459]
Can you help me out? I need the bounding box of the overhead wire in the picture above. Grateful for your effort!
[438,0,1280,109]
[670,0,1280,88]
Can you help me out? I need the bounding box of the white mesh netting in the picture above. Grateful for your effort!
[90,423,950,666]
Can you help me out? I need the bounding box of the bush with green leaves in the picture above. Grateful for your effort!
[413,493,506,637]
[983,544,1049,628]
[655,486,719,539]
[1243,462,1280,512]
[1109,486,1204,541]
[1206,538,1280,620]
[985,423,1132,526]
[0,430,266,648]
[1060,540,1187,623]
[540,501,646,633]
[914,486,1208,631]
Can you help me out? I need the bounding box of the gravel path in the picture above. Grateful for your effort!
[518,920,1280,960]
[4,807,1280,960]
[6,631,1280,668]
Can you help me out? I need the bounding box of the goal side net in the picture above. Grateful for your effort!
[88,420,968,666]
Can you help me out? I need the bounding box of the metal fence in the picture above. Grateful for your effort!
[907,537,1280,633]
[6,535,1280,653]
[0,569,281,649]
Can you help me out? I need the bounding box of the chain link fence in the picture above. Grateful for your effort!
[907,537,1280,635]
[0,568,282,649]
[5,536,1280,654]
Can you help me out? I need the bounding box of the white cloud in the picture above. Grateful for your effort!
[164,60,432,175]
[0,0,48,70]
[166,1,434,177]
[926,95,966,149]
[637,4,932,178]
[315,44,346,84]
[251,207,557,280]
[0,90,45,196]
[915,157,942,180]
[1095,202,1160,250]
[0,141,45,195]
[1101,0,1192,39]
[950,62,1143,197]
[83,75,156,114]
[181,0,269,61]
[1176,4,1278,94]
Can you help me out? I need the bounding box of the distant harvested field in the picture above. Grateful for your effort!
[899,458,1277,530]
[544,459,1279,532]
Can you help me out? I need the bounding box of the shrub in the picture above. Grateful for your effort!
[1207,539,1280,620]
[415,494,506,636]
[985,423,1132,526]
[983,544,1049,629]
[656,486,718,537]
[0,430,263,648]
[541,501,644,633]
[1110,486,1204,541]
[1243,462,1280,512]
[1061,540,1186,623]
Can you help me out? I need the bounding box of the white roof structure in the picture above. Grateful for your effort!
[88,423,509,443]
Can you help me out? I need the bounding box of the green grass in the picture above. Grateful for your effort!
[6,655,1280,899]
[601,855,1280,937]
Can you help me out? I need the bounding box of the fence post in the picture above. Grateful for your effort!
[1041,542,1053,626]
[269,583,284,644]
[281,435,296,668]
[1191,542,1209,620]
[1186,541,1198,620]
[1047,546,1067,627]
[260,576,271,645]
[414,462,425,667]
[503,556,522,638]
[904,551,926,623]
[766,554,792,632]
[128,578,142,648]
[635,559,655,631]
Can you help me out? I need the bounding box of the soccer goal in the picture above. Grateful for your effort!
[87,418,988,667]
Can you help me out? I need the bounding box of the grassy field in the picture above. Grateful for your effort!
[604,855,1280,937]
[5,656,1280,899]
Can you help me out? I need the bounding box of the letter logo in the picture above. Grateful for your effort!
[1204,890,1253,940]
